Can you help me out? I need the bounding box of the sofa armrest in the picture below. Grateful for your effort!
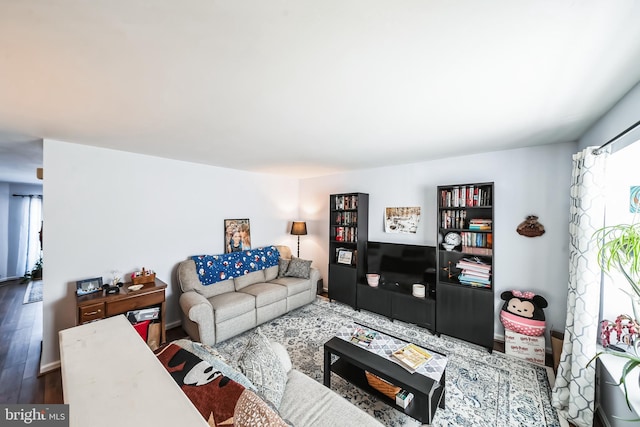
[179,291,211,318]
[309,267,321,283]
[179,292,216,345]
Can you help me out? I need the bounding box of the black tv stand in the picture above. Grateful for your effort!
[356,281,436,332]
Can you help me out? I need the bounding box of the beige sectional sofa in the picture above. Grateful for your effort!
[174,337,384,427]
[177,245,320,345]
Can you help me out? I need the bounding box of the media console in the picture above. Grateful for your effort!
[357,282,436,331]
[356,241,437,332]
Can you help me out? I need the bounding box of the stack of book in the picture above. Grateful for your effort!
[456,257,492,288]
[468,218,492,230]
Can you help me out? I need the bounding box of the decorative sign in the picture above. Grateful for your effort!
[384,207,421,234]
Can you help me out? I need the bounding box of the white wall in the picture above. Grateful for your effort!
[300,141,577,347]
[0,182,8,279]
[41,139,301,369]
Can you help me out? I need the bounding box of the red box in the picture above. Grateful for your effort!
[132,320,151,341]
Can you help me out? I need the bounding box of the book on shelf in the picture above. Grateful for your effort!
[391,343,432,372]
[458,274,491,284]
[457,268,490,279]
[350,326,377,347]
[440,185,492,208]
[458,279,491,288]
[456,259,491,272]
[468,219,492,231]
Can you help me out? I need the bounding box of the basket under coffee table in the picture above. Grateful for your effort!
[323,323,447,424]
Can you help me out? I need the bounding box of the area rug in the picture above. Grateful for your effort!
[23,280,43,304]
[212,298,561,427]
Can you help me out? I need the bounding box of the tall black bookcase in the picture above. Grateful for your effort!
[328,193,369,309]
[436,182,494,351]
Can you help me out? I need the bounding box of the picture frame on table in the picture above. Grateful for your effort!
[337,249,353,265]
[76,277,103,296]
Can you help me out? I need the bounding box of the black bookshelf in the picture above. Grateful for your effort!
[328,193,368,309]
[436,182,494,351]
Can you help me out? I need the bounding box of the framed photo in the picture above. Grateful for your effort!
[337,249,353,265]
[76,277,103,296]
[224,218,251,253]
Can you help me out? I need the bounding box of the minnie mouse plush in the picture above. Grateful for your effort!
[500,290,548,336]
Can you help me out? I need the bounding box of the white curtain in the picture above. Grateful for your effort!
[15,196,42,277]
[551,147,608,427]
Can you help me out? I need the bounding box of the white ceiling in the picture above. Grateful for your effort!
[1,1,640,182]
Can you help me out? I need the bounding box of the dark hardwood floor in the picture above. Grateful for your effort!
[0,278,48,404]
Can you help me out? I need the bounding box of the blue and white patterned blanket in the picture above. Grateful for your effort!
[192,246,280,285]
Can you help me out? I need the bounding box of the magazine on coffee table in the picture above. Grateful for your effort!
[391,343,432,373]
[350,326,378,348]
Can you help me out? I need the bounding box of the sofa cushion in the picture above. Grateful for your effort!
[279,370,384,427]
[237,328,288,409]
[209,292,256,323]
[284,257,312,279]
[270,276,311,297]
[239,283,288,308]
[265,265,278,281]
[277,258,290,278]
[234,270,266,291]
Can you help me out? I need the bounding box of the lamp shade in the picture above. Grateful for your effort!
[290,221,307,236]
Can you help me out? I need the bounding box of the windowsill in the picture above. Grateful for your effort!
[598,349,640,417]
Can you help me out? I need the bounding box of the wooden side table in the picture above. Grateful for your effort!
[76,278,167,344]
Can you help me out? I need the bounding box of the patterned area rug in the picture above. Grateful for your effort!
[213,298,561,427]
[23,280,43,304]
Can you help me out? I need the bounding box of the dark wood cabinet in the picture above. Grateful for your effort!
[76,278,167,345]
[357,283,436,331]
[328,193,368,308]
[436,182,494,351]
[392,292,435,330]
[357,283,392,317]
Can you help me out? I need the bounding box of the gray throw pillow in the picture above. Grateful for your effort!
[237,328,288,409]
[277,258,290,278]
[191,342,256,391]
[284,256,312,279]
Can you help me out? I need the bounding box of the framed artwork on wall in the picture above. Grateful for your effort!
[384,207,421,234]
[224,218,251,253]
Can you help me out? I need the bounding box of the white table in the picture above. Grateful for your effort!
[59,315,208,427]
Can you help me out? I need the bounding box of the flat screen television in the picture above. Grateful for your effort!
[366,241,437,292]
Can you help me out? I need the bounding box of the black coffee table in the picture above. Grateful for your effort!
[323,326,446,424]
